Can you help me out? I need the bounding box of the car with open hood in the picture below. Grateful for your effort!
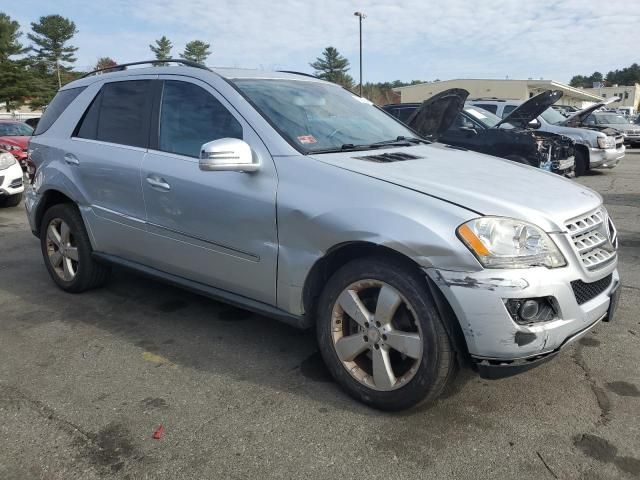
[25,60,620,410]
[570,111,640,146]
[384,89,575,176]
[468,96,625,176]
[0,120,32,170]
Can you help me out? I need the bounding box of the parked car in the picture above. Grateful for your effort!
[0,120,33,170]
[0,149,25,207]
[468,97,625,176]
[574,112,640,147]
[384,89,576,176]
[26,61,620,410]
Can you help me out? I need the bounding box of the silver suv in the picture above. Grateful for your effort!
[468,98,625,176]
[26,61,620,410]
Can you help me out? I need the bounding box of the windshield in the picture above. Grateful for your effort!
[0,122,33,136]
[539,107,567,125]
[596,114,630,125]
[233,79,418,153]
[463,106,507,128]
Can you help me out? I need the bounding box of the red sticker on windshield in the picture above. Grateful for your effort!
[297,135,317,144]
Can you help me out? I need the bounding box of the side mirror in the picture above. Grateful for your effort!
[459,126,478,136]
[528,119,541,129]
[199,138,260,173]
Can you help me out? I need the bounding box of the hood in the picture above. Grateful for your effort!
[309,143,601,232]
[561,97,619,127]
[407,89,469,138]
[497,90,563,128]
[0,136,29,150]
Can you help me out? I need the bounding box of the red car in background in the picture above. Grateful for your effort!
[0,120,33,170]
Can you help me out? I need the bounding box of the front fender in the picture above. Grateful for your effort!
[273,155,480,314]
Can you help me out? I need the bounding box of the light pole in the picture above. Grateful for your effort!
[354,11,366,96]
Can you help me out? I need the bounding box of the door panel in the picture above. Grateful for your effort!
[70,78,156,261]
[140,77,278,305]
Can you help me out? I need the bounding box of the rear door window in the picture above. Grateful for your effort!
[34,86,86,135]
[157,80,243,158]
[75,80,153,148]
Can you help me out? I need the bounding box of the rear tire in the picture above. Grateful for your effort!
[0,192,22,208]
[40,203,110,293]
[316,256,456,410]
[575,149,588,177]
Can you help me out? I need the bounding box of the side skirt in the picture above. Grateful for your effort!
[92,252,312,330]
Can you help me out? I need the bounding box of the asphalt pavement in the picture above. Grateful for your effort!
[1,151,639,479]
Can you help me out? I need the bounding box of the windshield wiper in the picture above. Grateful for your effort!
[370,136,429,146]
[309,136,429,155]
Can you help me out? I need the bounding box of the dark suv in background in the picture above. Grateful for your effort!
[384,89,576,176]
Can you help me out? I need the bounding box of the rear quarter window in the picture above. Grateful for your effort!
[33,86,87,135]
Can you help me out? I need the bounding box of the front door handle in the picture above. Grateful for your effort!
[64,153,79,165]
[146,175,171,191]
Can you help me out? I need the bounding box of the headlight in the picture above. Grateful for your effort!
[0,152,17,170]
[597,136,616,149]
[457,217,566,269]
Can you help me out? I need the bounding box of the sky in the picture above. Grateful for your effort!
[6,0,640,84]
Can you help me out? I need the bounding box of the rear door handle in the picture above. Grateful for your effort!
[64,153,79,165]
[146,175,171,191]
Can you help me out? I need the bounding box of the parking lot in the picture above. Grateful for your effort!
[0,152,638,479]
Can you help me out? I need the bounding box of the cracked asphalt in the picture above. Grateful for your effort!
[1,151,639,479]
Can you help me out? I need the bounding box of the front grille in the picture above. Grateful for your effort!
[565,208,617,271]
[8,177,22,188]
[571,274,613,305]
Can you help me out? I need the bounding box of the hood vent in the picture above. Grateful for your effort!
[353,152,423,163]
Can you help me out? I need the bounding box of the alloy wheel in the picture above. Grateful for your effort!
[331,279,423,391]
[45,218,79,281]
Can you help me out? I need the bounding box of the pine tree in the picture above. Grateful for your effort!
[0,14,32,111]
[27,15,78,88]
[310,47,354,89]
[150,36,172,66]
[180,40,211,65]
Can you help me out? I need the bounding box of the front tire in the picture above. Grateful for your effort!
[316,257,455,410]
[0,192,22,207]
[575,149,588,177]
[40,204,110,293]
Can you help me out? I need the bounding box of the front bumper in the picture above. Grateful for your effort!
[623,134,640,145]
[426,261,619,366]
[589,145,624,169]
[0,162,25,197]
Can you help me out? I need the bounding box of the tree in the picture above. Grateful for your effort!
[95,57,117,72]
[0,14,33,111]
[310,46,354,89]
[606,63,640,86]
[150,36,172,65]
[28,15,78,88]
[180,40,211,65]
[0,13,26,61]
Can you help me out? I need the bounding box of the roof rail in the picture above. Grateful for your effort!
[276,70,319,79]
[81,59,212,79]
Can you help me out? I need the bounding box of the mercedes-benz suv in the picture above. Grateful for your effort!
[25,60,620,410]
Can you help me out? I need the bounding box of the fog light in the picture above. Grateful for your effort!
[519,300,540,320]
[505,297,557,325]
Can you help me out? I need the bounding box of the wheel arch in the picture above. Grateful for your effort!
[301,241,470,361]
[33,189,77,236]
